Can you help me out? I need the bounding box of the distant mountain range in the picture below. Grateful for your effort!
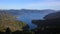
[0,9,60,19]
[0,9,58,15]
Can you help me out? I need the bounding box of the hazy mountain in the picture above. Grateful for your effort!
[2,9,56,15]
[44,11,60,20]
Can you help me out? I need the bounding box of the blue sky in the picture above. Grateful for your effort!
[0,0,60,10]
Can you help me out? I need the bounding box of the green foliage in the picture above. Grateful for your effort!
[0,11,27,32]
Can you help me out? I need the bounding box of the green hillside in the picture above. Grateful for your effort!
[0,11,27,32]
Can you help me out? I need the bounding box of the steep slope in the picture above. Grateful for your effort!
[0,11,28,32]
[44,11,60,20]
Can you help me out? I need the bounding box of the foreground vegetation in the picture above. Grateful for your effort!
[0,10,60,34]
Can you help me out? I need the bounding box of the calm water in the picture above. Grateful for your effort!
[17,12,54,29]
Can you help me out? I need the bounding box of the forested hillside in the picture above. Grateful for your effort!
[0,10,27,32]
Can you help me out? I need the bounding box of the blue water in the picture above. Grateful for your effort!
[17,11,54,29]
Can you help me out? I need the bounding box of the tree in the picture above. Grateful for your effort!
[0,11,26,32]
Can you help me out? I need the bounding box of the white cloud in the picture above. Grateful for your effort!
[28,2,60,6]
[23,1,60,10]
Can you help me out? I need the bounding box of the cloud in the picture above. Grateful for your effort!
[27,2,60,6]
[23,0,60,10]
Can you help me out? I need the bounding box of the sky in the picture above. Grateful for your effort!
[0,0,60,10]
